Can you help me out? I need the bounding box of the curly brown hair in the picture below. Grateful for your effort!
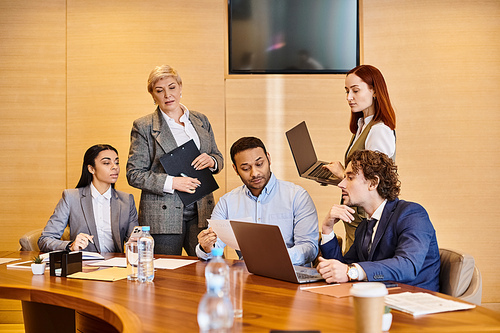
[347,150,400,201]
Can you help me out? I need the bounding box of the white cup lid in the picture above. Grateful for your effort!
[350,282,388,297]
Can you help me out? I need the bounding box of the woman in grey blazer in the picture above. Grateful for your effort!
[38,144,139,253]
[126,65,223,256]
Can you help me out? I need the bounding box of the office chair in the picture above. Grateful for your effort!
[19,227,70,251]
[439,248,482,305]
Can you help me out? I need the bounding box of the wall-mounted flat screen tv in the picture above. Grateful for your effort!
[228,0,359,74]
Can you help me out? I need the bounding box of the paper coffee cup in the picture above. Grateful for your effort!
[350,282,388,333]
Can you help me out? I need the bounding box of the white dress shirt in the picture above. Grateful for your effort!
[90,183,114,252]
[160,105,202,194]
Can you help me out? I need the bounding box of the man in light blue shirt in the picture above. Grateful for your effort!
[196,137,319,266]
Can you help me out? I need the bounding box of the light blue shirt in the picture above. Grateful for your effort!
[196,173,319,266]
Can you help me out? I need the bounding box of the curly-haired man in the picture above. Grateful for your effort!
[317,150,440,291]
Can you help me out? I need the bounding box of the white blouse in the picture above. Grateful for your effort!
[349,115,396,159]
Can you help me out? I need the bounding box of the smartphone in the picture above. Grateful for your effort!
[382,281,398,288]
[129,226,143,241]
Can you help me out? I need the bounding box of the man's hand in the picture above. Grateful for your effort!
[322,204,356,234]
[70,233,94,252]
[316,257,348,284]
[197,227,217,253]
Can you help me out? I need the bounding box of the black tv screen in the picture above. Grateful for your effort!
[228,0,359,74]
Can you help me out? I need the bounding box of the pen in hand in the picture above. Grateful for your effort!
[180,173,201,187]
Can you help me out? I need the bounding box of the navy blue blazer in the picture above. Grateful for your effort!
[320,199,440,291]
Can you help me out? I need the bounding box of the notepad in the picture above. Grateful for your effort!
[160,139,219,206]
[67,267,128,282]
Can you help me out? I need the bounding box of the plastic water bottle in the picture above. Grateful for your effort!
[197,248,233,332]
[205,248,230,296]
[137,226,154,283]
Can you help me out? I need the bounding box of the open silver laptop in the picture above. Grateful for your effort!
[230,220,323,284]
[286,121,341,185]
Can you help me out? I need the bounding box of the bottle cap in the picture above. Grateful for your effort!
[211,248,223,257]
[142,226,150,231]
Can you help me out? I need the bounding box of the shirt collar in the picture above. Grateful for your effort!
[358,114,374,128]
[161,104,190,123]
[370,199,387,221]
[244,172,277,200]
[90,182,112,200]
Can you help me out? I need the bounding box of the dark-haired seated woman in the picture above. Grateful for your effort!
[38,144,138,253]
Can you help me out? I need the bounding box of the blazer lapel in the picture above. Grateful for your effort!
[80,186,100,252]
[368,199,399,260]
[110,189,123,253]
[152,107,178,154]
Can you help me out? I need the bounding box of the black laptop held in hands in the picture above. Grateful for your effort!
[286,121,341,186]
[230,220,323,284]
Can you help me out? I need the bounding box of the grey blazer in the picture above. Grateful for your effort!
[38,185,139,253]
[126,108,223,234]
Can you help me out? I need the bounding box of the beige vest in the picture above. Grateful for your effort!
[341,120,396,253]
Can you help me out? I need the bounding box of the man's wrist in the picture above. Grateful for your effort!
[347,264,359,281]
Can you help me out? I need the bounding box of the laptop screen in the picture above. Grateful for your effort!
[286,121,318,174]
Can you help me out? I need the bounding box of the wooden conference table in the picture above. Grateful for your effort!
[1,251,499,333]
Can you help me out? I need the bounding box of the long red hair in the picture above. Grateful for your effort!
[347,65,396,134]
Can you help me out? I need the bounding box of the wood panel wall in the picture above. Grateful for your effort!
[0,0,498,303]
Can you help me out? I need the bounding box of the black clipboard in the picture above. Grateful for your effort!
[159,140,219,207]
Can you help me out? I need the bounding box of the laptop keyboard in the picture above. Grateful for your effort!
[295,266,322,281]
[296,272,318,279]
[309,164,334,179]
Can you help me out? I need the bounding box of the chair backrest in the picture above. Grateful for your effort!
[19,227,71,252]
[439,248,482,305]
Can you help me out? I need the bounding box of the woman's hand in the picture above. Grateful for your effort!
[191,153,215,170]
[173,176,201,193]
[323,161,345,179]
[70,233,94,252]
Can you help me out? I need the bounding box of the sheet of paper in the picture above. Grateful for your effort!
[208,219,239,250]
[88,257,197,269]
[301,282,400,298]
[7,260,48,270]
[208,218,251,251]
[88,257,127,267]
[67,267,128,282]
[385,292,475,316]
[0,258,20,265]
[153,258,198,269]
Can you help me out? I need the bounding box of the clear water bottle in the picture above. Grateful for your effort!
[205,248,230,296]
[197,248,234,332]
[137,226,154,283]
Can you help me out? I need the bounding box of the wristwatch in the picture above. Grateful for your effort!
[347,264,359,281]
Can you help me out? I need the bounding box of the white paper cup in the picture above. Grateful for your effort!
[350,282,388,333]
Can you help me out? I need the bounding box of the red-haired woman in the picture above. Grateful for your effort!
[323,65,396,252]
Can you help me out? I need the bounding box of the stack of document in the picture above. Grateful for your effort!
[385,292,475,316]
[40,251,105,262]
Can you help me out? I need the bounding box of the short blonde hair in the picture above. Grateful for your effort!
[147,65,182,94]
